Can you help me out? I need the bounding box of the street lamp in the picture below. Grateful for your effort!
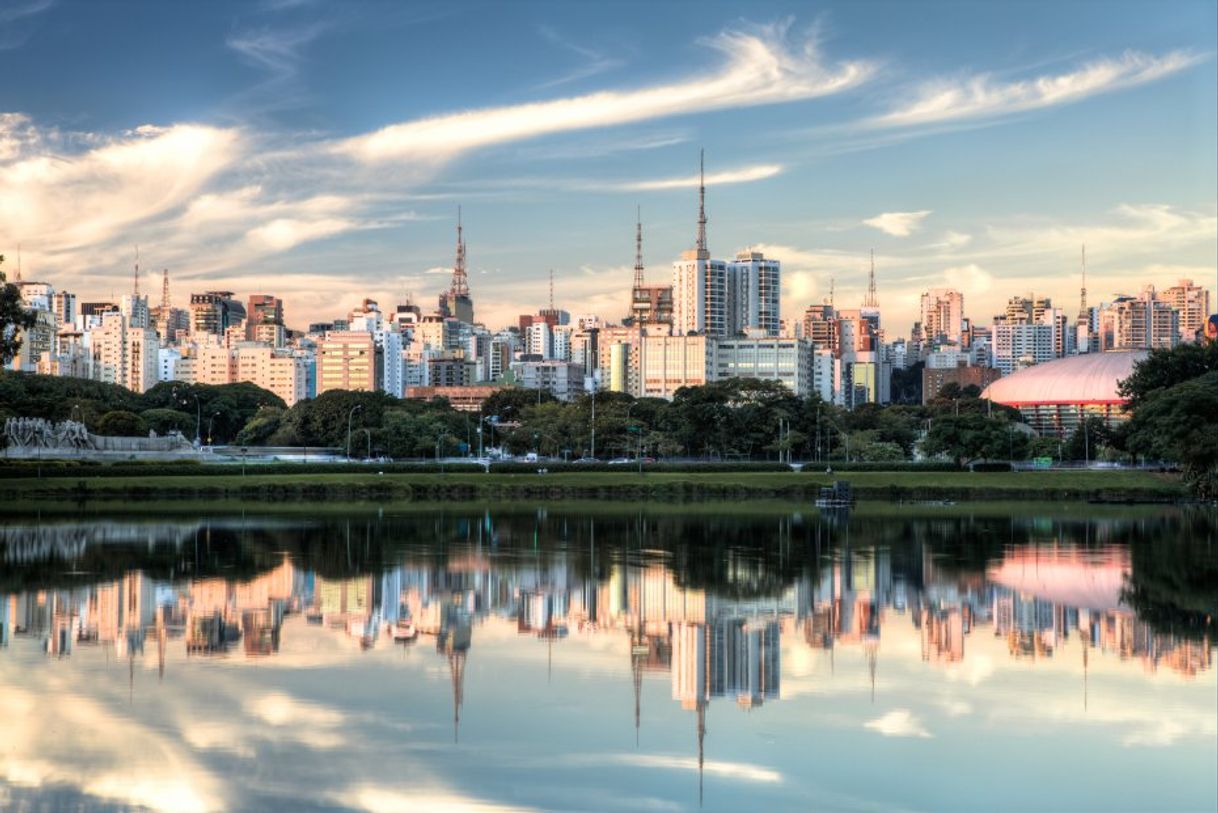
[346,404,363,461]
[589,389,596,460]
[206,411,221,446]
[174,386,202,446]
[362,428,372,461]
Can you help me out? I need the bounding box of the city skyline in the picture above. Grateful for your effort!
[2,1,1215,336]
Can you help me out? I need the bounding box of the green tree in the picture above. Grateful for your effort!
[922,414,1027,466]
[1118,343,1218,409]
[139,408,195,437]
[1125,372,1218,498]
[481,387,555,422]
[0,257,37,367]
[1062,416,1114,461]
[96,410,149,437]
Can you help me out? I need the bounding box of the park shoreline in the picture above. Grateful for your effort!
[0,469,1187,505]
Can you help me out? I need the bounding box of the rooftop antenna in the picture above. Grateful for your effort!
[1078,244,1088,319]
[633,205,645,291]
[829,277,835,308]
[133,245,140,297]
[14,243,22,282]
[450,206,469,297]
[161,269,171,310]
[863,249,878,308]
[695,149,708,260]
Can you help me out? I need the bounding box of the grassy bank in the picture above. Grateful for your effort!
[0,469,1186,505]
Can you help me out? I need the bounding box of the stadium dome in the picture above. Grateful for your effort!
[980,351,1148,437]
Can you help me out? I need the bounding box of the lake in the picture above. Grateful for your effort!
[1,503,1214,813]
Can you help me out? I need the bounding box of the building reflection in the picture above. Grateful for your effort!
[0,521,1210,725]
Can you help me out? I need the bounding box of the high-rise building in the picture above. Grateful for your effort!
[88,312,158,392]
[317,331,377,394]
[992,322,1056,375]
[1161,279,1210,342]
[711,337,813,396]
[919,288,964,345]
[246,294,284,344]
[727,250,781,336]
[1097,287,1179,351]
[190,291,245,337]
[640,334,711,399]
[802,304,837,352]
[235,344,309,406]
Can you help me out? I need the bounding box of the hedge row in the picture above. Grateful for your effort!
[0,459,968,479]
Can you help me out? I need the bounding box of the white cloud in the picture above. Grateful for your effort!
[336,22,872,164]
[621,163,783,191]
[864,210,932,237]
[942,263,994,294]
[926,230,972,250]
[864,709,931,738]
[873,50,1204,128]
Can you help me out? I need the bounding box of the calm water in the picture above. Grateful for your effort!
[0,504,1214,813]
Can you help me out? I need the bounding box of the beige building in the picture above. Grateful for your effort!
[235,344,309,406]
[919,288,964,345]
[317,331,376,394]
[640,334,710,399]
[88,312,158,393]
[1161,279,1211,342]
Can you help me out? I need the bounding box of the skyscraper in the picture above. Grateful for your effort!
[727,250,781,336]
[672,151,729,336]
[919,288,964,345]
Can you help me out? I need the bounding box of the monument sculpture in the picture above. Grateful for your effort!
[3,417,192,456]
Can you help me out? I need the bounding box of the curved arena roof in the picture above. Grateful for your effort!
[981,351,1148,405]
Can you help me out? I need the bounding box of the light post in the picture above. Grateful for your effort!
[362,428,372,461]
[174,386,202,446]
[346,404,363,461]
[476,410,484,459]
[590,389,596,460]
[206,411,220,446]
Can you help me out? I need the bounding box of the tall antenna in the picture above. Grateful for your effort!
[548,269,555,311]
[1078,244,1088,318]
[863,249,878,308]
[133,245,140,297]
[15,243,22,282]
[633,205,645,291]
[695,149,708,259]
[829,277,835,308]
[161,269,170,310]
[450,206,469,297]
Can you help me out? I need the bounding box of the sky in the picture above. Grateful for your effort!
[0,0,1215,335]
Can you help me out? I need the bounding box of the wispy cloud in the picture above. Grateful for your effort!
[336,21,873,164]
[620,163,783,190]
[534,25,625,90]
[872,50,1204,128]
[0,0,53,51]
[225,22,329,114]
[864,210,931,237]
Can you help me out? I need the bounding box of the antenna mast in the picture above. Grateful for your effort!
[633,206,645,291]
[133,245,140,297]
[14,243,21,282]
[450,206,469,297]
[548,269,555,312]
[161,269,170,310]
[1078,244,1088,319]
[695,149,708,259]
[863,250,878,308]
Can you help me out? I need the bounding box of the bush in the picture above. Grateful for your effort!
[96,410,149,437]
[803,461,962,472]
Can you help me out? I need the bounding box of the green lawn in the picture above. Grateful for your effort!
[0,468,1186,504]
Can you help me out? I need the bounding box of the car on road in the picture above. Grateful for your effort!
[572,457,601,464]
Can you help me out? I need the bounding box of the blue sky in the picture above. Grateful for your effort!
[1,0,1214,332]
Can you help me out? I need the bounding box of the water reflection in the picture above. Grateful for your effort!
[0,506,1214,812]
